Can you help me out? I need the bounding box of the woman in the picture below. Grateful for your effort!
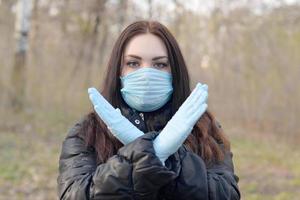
[57,20,240,200]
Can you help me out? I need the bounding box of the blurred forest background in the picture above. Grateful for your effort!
[0,0,300,199]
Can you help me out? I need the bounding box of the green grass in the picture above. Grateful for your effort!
[0,131,63,199]
[229,128,300,200]
[0,110,75,199]
[0,113,300,199]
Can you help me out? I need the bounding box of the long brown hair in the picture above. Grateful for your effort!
[78,20,230,165]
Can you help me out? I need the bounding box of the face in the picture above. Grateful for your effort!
[121,33,171,76]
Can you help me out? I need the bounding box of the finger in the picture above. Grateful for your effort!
[184,88,208,114]
[88,88,102,105]
[186,90,208,114]
[88,87,115,110]
[88,88,105,105]
[184,83,208,106]
[180,83,202,109]
[88,93,100,107]
[115,108,121,114]
[190,103,208,122]
[201,84,208,91]
[89,94,111,115]
[112,108,139,129]
[94,105,108,119]
[190,86,208,105]
[193,90,208,108]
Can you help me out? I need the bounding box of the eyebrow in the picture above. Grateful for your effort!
[125,54,168,61]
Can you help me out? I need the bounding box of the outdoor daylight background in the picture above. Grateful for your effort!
[0,0,300,199]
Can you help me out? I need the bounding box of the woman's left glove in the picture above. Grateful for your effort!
[117,131,179,199]
[153,83,208,164]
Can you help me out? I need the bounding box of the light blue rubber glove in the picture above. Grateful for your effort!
[88,88,143,144]
[153,83,208,164]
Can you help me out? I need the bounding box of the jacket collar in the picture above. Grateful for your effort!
[119,100,173,133]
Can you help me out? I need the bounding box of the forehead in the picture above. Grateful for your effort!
[124,33,168,57]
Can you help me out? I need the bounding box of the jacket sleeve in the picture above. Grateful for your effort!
[162,143,240,200]
[207,144,240,200]
[117,131,178,200]
[57,121,134,200]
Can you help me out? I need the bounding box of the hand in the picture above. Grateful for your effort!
[118,132,178,198]
[153,83,208,164]
[88,87,143,144]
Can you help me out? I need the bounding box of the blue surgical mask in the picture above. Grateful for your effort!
[120,67,173,112]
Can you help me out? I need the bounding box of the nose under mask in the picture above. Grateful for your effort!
[120,67,173,112]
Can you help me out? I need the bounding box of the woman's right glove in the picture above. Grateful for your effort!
[88,87,144,144]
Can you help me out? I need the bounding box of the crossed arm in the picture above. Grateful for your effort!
[87,82,208,164]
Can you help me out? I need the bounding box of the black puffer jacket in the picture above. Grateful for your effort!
[57,102,240,199]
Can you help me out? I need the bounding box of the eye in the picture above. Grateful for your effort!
[153,62,168,68]
[126,61,140,68]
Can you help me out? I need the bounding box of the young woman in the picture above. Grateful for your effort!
[57,20,240,200]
